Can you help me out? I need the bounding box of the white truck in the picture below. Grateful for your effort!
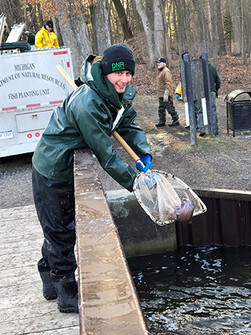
[0,16,74,158]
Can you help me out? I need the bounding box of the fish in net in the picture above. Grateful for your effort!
[133,170,207,226]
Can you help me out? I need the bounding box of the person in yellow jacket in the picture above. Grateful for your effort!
[35,20,59,49]
[175,80,183,101]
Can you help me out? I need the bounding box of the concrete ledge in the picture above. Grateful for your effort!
[74,149,149,335]
[106,189,177,257]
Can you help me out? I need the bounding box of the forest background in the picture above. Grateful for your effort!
[0,0,250,201]
[1,0,250,95]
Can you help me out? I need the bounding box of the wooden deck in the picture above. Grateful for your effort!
[0,205,79,335]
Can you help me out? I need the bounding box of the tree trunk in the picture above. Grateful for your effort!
[36,3,44,28]
[134,0,167,68]
[208,0,218,66]
[215,0,226,54]
[232,0,241,55]
[112,0,133,40]
[174,0,189,55]
[190,0,208,56]
[163,0,172,65]
[245,0,251,58]
[0,0,23,30]
[153,0,166,59]
[55,0,93,78]
[90,0,111,55]
[134,0,155,66]
[240,0,246,64]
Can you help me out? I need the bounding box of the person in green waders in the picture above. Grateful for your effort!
[32,44,152,313]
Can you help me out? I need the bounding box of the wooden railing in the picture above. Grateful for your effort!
[74,148,149,335]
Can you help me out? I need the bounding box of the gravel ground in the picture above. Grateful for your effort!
[0,94,250,210]
[132,94,251,192]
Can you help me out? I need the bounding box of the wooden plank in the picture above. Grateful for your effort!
[0,205,79,335]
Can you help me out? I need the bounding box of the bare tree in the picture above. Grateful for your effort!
[54,0,93,77]
[174,0,189,55]
[245,0,251,58]
[134,0,167,68]
[153,0,166,58]
[134,0,155,65]
[215,0,226,54]
[112,0,133,40]
[208,0,218,65]
[0,0,23,31]
[232,0,241,54]
[90,0,111,55]
[2,0,251,71]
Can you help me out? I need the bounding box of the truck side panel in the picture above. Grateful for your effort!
[0,48,74,158]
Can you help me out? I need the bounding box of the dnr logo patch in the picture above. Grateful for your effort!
[112,61,125,71]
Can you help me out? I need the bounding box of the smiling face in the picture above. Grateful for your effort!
[106,70,132,94]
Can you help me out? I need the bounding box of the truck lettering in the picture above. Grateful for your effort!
[21,72,41,79]
[8,93,18,99]
[1,71,65,89]
[8,89,50,100]
[0,74,14,87]
[40,89,50,95]
[41,74,55,83]
[54,79,65,89]
[18,91,40,98]
[14,63,36,71]
[32,72,41,79]
[0,44,73,158]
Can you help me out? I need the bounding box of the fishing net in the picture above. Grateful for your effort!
[133,170,207,226]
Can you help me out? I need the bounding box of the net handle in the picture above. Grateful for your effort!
[56,64,140,163]
[112,131,140,162]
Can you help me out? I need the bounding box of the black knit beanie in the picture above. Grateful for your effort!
[101,44,135,76]
[45,20,53,28]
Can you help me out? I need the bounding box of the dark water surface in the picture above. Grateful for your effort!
[128,246,251,335]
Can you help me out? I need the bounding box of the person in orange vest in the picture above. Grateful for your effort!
[35,20,59,49]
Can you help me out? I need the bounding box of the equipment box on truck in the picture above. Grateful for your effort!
[0,16,74,158]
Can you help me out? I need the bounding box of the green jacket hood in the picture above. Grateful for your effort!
[80,56,122,109]
[79,54,96,84]
[91,61,122,109]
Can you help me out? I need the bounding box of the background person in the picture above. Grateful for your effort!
[194,98,206,136]
[177,84,205,135]
[156,57,179,128]
[24,30,35,45]
[32,44,152,314]
[208,60,221,135]
[35,20,59,49]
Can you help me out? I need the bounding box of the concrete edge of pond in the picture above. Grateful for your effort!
[105,188,177,257]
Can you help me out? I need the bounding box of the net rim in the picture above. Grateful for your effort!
[133,170,207,226]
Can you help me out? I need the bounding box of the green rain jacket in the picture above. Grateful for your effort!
[208,61,221,92]
[32,56,151,192]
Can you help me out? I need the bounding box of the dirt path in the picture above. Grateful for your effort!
[0,93,250,211]
[130,94,251,192]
